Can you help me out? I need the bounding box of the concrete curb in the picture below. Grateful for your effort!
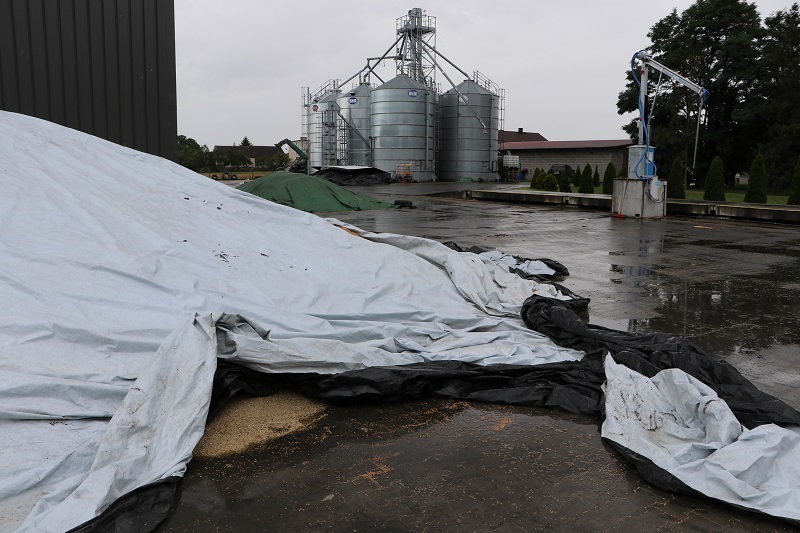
[469,189,800,224]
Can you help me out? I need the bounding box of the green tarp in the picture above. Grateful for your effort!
[237,172,394,213]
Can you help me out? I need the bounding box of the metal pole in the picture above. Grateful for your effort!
[692,103,703,171]
[341,34,405,87]
[638,65,648,145]
[418,39,470,80]
[420,47,487,131]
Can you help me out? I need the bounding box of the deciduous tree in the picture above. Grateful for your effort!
[177,135,206,172]
[617,0,763,186]
[225,150,251,169]
[752,4,800,192]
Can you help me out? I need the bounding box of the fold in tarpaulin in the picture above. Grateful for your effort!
[2,110,800,531]
[602,356,800,522]
[442,241,571,279]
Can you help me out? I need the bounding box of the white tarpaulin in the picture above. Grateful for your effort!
[602,356,800,521]
[0,112,583,531]
[3,110,800,531]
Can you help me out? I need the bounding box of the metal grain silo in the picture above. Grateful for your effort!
[437,80,500,182]
[370,75,436,182]
[336,83,373,166]
[307,88,340,169]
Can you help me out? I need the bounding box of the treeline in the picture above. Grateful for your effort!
[177,135,289,172]
[617,1,800,193]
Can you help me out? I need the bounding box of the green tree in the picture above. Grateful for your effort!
[602,162,617,195]
[744,154,767,203]
[240,136,253,146]
[557,173,571,193]
[667,156,685,199]
[578,163,594,193]
[753,4,800,192]
[592,166,600,187]
[617,0,763,185]
[788,156,800,205]
[177,135,206,172]
[225,150,251,169]
[703,156,726,201]
[266,152,290,170]
[205,149,222,171]
[542,173,559,191]
[530,170,545,190]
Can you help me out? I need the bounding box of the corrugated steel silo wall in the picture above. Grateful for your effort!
[307,90,339,168]
[437,81,499,182]
[0,0,178,160]
[370,75,436,181]
[337,83,372,167]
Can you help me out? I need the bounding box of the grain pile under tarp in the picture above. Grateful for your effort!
[237,171,394,212]
[193,393,325,458]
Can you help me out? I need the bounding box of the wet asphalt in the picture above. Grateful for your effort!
[160,182,800,532]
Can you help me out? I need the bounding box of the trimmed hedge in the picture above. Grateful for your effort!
[744,154,767,204]
[703,156,726,201]
[578,163,594,193]
[602,162,616,195]
[789,157,800,206]
[667,157,685,199]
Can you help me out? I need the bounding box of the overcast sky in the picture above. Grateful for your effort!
[174,0,792,148]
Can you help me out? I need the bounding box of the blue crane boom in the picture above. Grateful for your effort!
[630,50,710,178]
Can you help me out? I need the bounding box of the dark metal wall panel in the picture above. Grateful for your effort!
[87,1,108,138]
[155,0,177,160]
[0,0,177,160]
[60,1,81,128]
[74,0,94,133]
[142,0,160,155]
[0,1,19,110]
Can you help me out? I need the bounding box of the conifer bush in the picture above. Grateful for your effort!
[602,162,616,195]
[788,157,800,206]
[558,173,571,193]
[542,173,559,191]
[592,166,600,187]
[667,157,685,199]
[703,156,726,201]
[530,170,545,189]
[744,154,767,203]
[578,163,594,193]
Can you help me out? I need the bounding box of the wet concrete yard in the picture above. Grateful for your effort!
[160,184,800,532]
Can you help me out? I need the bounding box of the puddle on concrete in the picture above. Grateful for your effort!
[159,397,796,532]
[615,265,800,358]
[160,400,618,531]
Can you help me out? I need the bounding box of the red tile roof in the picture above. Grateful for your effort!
[499,139,634,151]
